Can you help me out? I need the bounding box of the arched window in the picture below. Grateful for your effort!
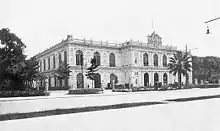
[109,53,115,67]
[94,52,100,66]
[77,73,84,88]
[163,73,168,85]
[40,60,42,72]
[154,73,159,83]
[48,57,50,70]
[59,53,62,65]
[154,54,158,67]
[64,50,67,65]
[94,73,101,88]
[43,59,46,71]
[163,55,167,67]
[76,50,83,65]
[53,55,55,68]
[144,73,149,87]
[143,53,148,66]
[110,73,118,86]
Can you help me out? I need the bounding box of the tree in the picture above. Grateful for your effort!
[168,51,192,88]
[34,73,48,90]
[192,56,220,83]
[0,28,26,90]
[85,57,99,88]
[53,62,71,87]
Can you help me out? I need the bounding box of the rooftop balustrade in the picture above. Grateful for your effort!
[35,36,177,58]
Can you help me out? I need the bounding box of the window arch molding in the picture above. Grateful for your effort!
[153,54,158,67]
[109,53,115,67]
[163,54,167,67]
[143,53,149,66]
[76,50,83,65]
[94,51,101,66]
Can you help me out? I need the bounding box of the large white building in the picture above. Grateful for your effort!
[35,32,192,90]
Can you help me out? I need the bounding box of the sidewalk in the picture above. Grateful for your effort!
[0,88,220,115]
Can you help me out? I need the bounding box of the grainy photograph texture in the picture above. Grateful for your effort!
[0,0,220,131]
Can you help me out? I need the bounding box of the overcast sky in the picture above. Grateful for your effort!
[1,0,220,58]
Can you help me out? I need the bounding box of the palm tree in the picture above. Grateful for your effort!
[168,51,192,88]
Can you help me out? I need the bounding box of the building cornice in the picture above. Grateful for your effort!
[34,36,178,59]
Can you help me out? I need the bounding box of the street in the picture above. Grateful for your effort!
[1,88,220,115]
[0,94,220,131]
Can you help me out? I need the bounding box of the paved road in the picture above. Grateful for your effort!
[1,88,220,114]
[1,96,220,131]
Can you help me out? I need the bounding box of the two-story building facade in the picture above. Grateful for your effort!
[34,32,192,90]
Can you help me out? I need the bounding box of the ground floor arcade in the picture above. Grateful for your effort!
[40,68,192,90]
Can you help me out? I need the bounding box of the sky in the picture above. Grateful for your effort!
[0,0,220,58]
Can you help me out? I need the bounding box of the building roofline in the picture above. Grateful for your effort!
[34,35,178,58]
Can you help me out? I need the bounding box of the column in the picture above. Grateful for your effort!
[149,52,153,66]
[45,78,49,91]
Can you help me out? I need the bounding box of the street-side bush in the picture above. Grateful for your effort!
[205,84,220,88]
[112,88,132,92]
[196,84,220,89]
[115,84,125,89]
[139,86,147,91]
[158,85,169,91]
[0,90,50,98]
[68,88,104,94]
[131,86,155,92]
[49,86,70,91]
[131,86,154,92]
[185,84,196,89]
[193,84,206,88]
[125,83,131,89]
[168,82,179,89]
[131,86,139,92]
[113,83,133,92]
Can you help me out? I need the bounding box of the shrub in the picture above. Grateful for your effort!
[131,86,139,92]
[196,84,220,89]
[158,85,169,91]
[168,82,179,89]
[49,86,70,91]
[206,84,220,88]
[112,88,132,92]
[139,86,146,91]
[131,86,155,92]
[185,84,196,89]
[115,84,125,89]
[68,88,104,94]
[0,90,50,98]
[124,83,130,89]
[193,84,206,88]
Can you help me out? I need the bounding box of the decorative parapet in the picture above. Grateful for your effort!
[69,38,122,48]
[121,40,177,51]
[34,34,178,59]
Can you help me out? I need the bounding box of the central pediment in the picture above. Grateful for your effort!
[147,31,162,46]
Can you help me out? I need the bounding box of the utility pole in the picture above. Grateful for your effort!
[185,44,198,86]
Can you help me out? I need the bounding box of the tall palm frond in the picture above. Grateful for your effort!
[168,51,192,88]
